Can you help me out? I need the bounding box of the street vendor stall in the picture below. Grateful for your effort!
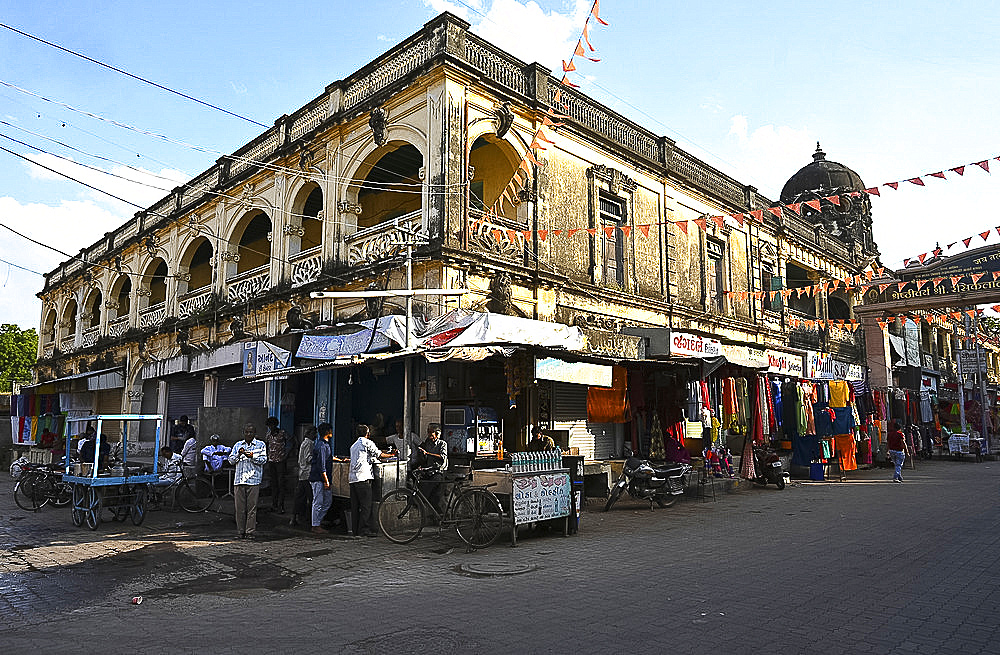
[473,458,572,546]
[61,414,162,530]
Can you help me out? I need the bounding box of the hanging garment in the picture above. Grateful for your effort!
[831,407,856,435]
[771,379,783,430]
[827,380,848,408]
[857,434,872,466]
[723,377,738,430]
[919,391,933,423]
[834,434,858,471]
[791,434,821,466]
[740,433,757,479]
[737,378,749,428]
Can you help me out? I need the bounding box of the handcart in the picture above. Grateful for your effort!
[62,414,162,530]
[948,433,970,459]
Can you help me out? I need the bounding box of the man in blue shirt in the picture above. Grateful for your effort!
[309,423,335,534]
[227,423,267,540]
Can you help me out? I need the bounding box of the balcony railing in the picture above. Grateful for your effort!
[42,342,54,358]
[59,335,75,352]
[289,245,323,287]
[227,265,270,303]
[139,302,167,330]
[467,209,525,262]
[344,210,425,266]
[107,315,129,339]
[179,287,213,319]
[82,326,99,348]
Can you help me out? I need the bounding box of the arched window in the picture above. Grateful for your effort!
[62,299,78,340]
[182,237,214,292]
[357,143,423,230]
[42,309,57,345]
[146,259,168,305]
[234,211,271,274]
[84,290,102,329]
[301,187,323,251]
[111,276,132,318]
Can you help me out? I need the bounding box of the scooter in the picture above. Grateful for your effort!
[753,446,785,490]
[604,454,692,511]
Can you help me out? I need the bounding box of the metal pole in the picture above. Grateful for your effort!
[959,312,969,433]
[974,311,989,453]
[401,240,414,485]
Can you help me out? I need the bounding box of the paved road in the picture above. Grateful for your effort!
[2,460,998,654]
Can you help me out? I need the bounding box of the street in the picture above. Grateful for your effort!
[2,460,999,654]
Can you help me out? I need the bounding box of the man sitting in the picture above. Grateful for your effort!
[200,435,232,474]
[156,446,184,487]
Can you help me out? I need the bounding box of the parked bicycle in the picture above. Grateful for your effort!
[13,463,73,511]
[378,467,504,548]
[145,470,217,514]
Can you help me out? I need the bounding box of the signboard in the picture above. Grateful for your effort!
[670,331,722,358]
[296,330,390,359]
[535,357,613,387]
[512,472,571,525]
[806,350,864,380]
[959,351,987,372]
[719,344,767,369]
[242,341,292,376]
[766,349,805,377]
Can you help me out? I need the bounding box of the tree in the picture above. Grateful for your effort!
[0,324,37,389]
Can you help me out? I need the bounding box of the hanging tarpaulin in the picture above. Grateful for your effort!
[297,330,391,359]
[586,365,630,423]
[421,309,586,351]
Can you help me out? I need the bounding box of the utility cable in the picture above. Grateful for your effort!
[0,22,268,128]
[0,255,42,276]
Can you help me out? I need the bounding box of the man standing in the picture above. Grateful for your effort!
[349,423,393,537]
[180,429,199,468]
[264,416,290,513]
[309,422,335,534]
[387,418,421,470]
[227,423,267,540]
[415,423,448,514]
[170,415,195,454]
[290,425,316,527]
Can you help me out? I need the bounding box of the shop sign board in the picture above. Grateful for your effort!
[959,350,987,372]
[535,356,613,387]
[806,350,863,380]
[720,344,767,369]
[242,341,292,376]
[296,330,390,359]
[766,349,805,377]
[512,472,571,525]
[670,331,722,358]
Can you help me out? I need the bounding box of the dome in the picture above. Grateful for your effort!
[779,143,867,204]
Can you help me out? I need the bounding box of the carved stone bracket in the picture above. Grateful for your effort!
[219,250,241,263]
[517,189,537,203]
[136,287,152,297]
[127,389,144,402]
[338,201,363,215]
[369,107,387,147]
[175,272,192,283]
[492,101,515,138]
[283,225,306,237]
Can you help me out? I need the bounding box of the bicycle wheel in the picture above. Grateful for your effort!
[130,485,147,526]
[14,473,49,511]
[71,483,85,526]
[453,489,504,548]
[84,487,102,530]
[176,477,216,513]
[51,480,73,507]
[378,488,425,544]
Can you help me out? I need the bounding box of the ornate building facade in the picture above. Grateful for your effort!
[34,13,879,458]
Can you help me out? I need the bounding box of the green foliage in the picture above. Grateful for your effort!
[0,324,38,387]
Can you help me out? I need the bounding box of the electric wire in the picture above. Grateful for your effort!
[0,22,268,128]
[0,255,42,276]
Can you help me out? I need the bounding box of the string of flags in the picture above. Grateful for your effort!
[483,0,608,218]
[728,270,1000,303]
[902,223,1000,268]
[788,307,1000,333]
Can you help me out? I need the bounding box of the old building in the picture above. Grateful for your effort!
[32,13,879,461]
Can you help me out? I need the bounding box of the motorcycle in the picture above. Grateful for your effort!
[604,455,692,511]
[753,446,785,490]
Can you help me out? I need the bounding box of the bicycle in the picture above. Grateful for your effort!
[144,470,217,514]
[377,467,505,548]
[13,463,73,512]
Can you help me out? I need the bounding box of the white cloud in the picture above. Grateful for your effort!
[727,114,815,198]
[0,196,129,329]
[425,0,596,73]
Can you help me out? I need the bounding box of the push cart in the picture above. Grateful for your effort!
[62,414,163,530]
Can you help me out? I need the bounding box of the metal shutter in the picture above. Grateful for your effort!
[552,381,616,460]
[138,379,160,442]
[216,366,265,409]
[167,374,204,421]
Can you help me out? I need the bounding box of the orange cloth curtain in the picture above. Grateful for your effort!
[587,365,630,423]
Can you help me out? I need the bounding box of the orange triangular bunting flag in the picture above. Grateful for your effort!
[750,209,764,221]
[933,278,945,287]
[524,150,544,166]
[492,229,503,243]
[506,229,518,242]
[767,207,782,218]
[950,276,962,285]
[562,59,577,72]
[907,177,925,186]
[620,225,632,238]
[693,217,708,230]
[534,129,556,144]
[967,310,977,318]
[638,224,650,237]
[537,230,548,242]
[928,171,946,179]
[918,253,928,264]
[552,229,562,237]
[975,160,990,173]
[804,199,821,211]
[604,226,616,238]
[916,279,930,290]
[787,203,802,214]
[586,228,597,236]
[731,213,745,226]
[582,23,595,51]
[885,182,899,190]
[676,221,688,234]
[542,115,564,128]
[824,195,841,205]
[710,215,724,229]
[560,75,579,88]
[982,231,992,241]
[567,229,579,237]
[865,187,880,196]
[963,237,973,247]
[952,166,965,176]
[592,0,610,25]
[993,271,1000,280]
[972,273,986,283]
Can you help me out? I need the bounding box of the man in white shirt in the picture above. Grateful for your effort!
[155,447,183,487]
[200,435,231,473]
[180,432,200,468]
[227,423,268,540]
[349,423,393,537]
[387,419,421,470]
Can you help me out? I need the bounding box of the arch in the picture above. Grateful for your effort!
[179,236,214,293]
[342,138,426,231]
[42,307,57,345]
[82,288,102,329]
[141,258,168,306]
[228,210,272,275]
[61,298,78,341]
[109,275,132,319]
[468,133,523,217]
[828,295,852,321]
[288,181,323,255]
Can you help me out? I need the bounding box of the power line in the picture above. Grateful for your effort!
[0,22,268,128]
[0,255,42,276]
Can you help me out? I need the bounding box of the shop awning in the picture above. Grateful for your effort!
[23,366,125,392]
[421,310,586,351]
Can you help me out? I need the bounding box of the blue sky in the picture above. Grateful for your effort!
[1,0,998,329]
